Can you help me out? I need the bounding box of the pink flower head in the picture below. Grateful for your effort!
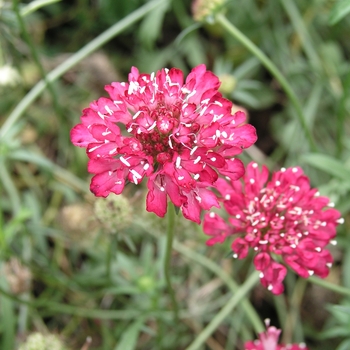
[203,162,342,293]
[244,321,308,350]
[70,64,257,223]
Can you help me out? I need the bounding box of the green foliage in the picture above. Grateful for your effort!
[329,0,350,25]
[0,0,350,349]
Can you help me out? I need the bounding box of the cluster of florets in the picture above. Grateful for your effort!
[203,162,342,294]
[244,320,309,350]
[70,64,257,223]
[71,64,342,295]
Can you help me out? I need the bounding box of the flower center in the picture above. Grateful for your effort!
[127,102,198,164]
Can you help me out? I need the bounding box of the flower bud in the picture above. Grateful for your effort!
[94,194,133,234]
[19,333,67,350]
[0,65,21,87]
[219,74,237,95]
[59,203,98,247]
[3,258,31,295]
[192,0,225,22]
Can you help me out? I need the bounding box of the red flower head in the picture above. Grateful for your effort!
[203,162,342,294]
[70,64,257,223]
[244,320,309,350]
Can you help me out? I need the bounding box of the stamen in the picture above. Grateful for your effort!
[193,156,201,164]
[133,111,142,119]
[120,156,131,167]
[105,105,113,115]
[130,169,142,179]
[176,156,181,168]
[190,146,198,155]
[147,121,157,131]
[88,146,99,153]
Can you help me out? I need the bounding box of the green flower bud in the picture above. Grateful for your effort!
[94,194,133,234]
[192,0,225,23]
[19,333,67,350]
[219,74,237,95]
[0,65,21,87]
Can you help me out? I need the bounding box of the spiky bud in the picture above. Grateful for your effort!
[94,194,133,234]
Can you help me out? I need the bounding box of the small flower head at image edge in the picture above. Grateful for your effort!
[70,64,257,223]
[203,162,343,294]
[244,319,308,350]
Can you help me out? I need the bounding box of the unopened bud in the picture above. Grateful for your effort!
[59,203,98,246]
[19,333,67,350]
[192,0,225,22]
[94,194,133,234]
[219,74,237,95]
[0,65,21,87]
[3,258,31,295]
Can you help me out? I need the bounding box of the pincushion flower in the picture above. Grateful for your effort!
[203,162,342,294]
[70,64,257,223]
[245,321,308,350]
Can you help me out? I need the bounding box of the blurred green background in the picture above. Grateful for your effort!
[1,0,350,349]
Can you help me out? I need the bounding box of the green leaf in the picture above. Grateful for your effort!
[329,0,350,25]
[20,0,61,17]
[138,0,170,49]
[114,319,144,350]
[301,153,350,181]
[337,338,350,350]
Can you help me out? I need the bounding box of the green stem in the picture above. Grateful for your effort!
[279,0,320,68]
[13,0,62,118]
[309,276,350,297]
[336,70,350,157]
[20,0,61,17]
[215,13,317,152]
[164,203,179,320]
[106,234,118,280]
[174,239,264,333]
[0,0,165,139]
[282,277,307,344]
[185,271,260,350]
[0,159,21,215]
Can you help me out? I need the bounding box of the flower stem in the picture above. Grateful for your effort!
[215,13,317,152]
[0,0,166,139]
[164,203,179,320]
[174,237,264,333]
[309,276,350,297]
[185,270,260,350]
